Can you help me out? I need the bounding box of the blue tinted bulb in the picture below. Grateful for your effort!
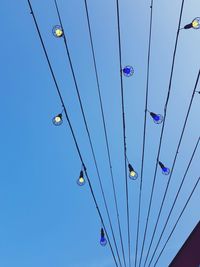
[100,237,107,246]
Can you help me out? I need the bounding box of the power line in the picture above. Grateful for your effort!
[143,70,200,267]
[153,176,200,267]
[134,1,154,267]
[115,0,131,266]
[138,1,185,266]
[83,0,127,266]
[27,1,119,266]
[53,0,122,265]
[147,136,200,267]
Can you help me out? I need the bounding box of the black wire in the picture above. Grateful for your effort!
[134,1,154,267]
[138,1,185,266]
[53,1,123,266]
[115,0,131,266]
[143,70,200,267]
[83,1,126,267]
[147,136,200,267]
[153,176,200,267]
[27,1,119,266]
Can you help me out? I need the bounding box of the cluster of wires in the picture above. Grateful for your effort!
[26,0,200,266]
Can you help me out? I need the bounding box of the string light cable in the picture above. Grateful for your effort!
[83,0,127,266]
[143,70,200,267]
[134,1,154,267]
[53,0,123,265]
[138,1,185,266]
[27,1,119,266]
[115,0,132,266]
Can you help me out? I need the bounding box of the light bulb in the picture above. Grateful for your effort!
[192,17,200,29]
[77,170,85,186]
[52,25,64,37]
[100,228,107,246]
[184,17,200,30]
[52,113,63,126]
[128,163,138,180]
[150,112,163,124]
[159,161,170,175]
[122,66,134,77]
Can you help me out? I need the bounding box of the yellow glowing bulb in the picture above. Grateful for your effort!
[192,20,199,28]
[55,116,61,123]
[130,170,136,177]
[79,177,84,183]
[55,28,63,37]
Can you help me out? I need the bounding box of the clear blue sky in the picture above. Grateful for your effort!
[0,0,199,266]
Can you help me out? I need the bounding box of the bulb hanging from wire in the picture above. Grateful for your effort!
[128,163,138,180]
[158,161,170,175]
[52,25,64,37]
[184,17,200,30]
[122,66,134,77]
[149,112,163,124]
[100,228,107,246]
[52,113,63,126]
[77,170,85,186]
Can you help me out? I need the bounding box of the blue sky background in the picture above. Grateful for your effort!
[0,0,200,266]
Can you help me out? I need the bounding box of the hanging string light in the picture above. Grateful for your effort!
[77,170,85,186]
[122,66,134,77]
[52,25,64,37]
[158,161,170,175]
[149,111,164,124]
[128,163,138,180]
[100,228,107,246]
[183,17,200,30]
[52,113,63,126]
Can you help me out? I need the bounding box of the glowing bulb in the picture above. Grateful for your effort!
[122,66,134,77]
[77,171,85,186]
[100,228,107,246]
[52,113,63,126]
[184,17,200,30]
[52,25,64,37]
[159,161,170,175]
[192,17,200,29]
[128,163,138,180]
[150,112,163,124]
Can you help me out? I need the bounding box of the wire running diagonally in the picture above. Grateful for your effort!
[153,177,200,267]
[115,0,131,266]
[143,70,200,267]
[53,1,122,266]
[134,1,154,267]
[27,1,119,266]
[138,1,185,266]
[83,1,127,266]
[147,136,200,267]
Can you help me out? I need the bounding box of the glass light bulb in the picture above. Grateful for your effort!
[162,167,170,175]
[151,113,163,124]
[192,18,200,29]
[77,176,85,186]
[52,114,63,126]
[100,236,107,246]
[129,170,138,180]
[52,25,64,37]
[122,66,134,77]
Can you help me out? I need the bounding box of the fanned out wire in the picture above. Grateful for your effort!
[83,0,126,266]
[138,1,185,266]
[134,1,154,267]
[147,136,200,267]
[27,1,119,266]
[53,1,122,265]
[153,176,200,267]
[115,0,131,266]
[143,70,200,267]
